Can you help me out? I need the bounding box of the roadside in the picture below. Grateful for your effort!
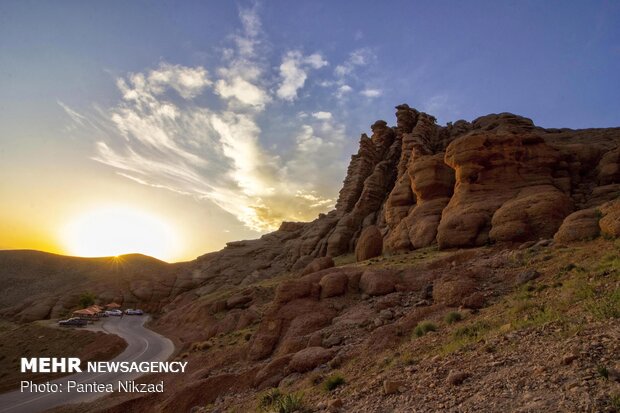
[0,319,126,394]
[0,315,174,413]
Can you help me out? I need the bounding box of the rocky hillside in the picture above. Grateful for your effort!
[2,105,618,324]
[38,106,620,413]
[175,105,620,291]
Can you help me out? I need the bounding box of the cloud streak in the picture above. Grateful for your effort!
[64,6,351,233]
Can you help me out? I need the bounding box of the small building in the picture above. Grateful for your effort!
[72,308,98,319]
[105,302,121,310]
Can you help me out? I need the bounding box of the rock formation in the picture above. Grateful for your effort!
[2,105,619,323]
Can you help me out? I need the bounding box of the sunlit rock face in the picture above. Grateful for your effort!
[3,105,620,323]
[185,106,620,288]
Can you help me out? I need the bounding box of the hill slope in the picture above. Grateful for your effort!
[0,250,193,321]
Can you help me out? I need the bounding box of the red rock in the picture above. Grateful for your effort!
[248,318,282,361]
[226,294,252,309]
[383,379,406,395]
[274,279,312,304]
[554,208,601,243]
[253,354,292,389]
[355,225,384,261]
[359,270,399,296]
[599,199,620,237]
[433,276,476,307]
[319,271,349,298]
[289,347,336,372]
[461,292,486,309]
[300,256,335,276]
[447,371,471,385]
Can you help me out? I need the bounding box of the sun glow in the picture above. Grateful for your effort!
[61,206,181,261]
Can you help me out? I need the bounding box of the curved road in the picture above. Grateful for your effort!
[0,315,174,413]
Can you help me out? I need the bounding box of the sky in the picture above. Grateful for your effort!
[0,1,619,262]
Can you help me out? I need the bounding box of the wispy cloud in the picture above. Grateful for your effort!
[334,48,374,77]
[58,100,86,126]
[360,88,382,98]
[61,6,349,233]
[276,51,328,101]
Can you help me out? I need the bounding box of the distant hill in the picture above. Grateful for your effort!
[0,250,194,321]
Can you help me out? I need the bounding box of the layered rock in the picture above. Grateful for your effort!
[3,105,619,324]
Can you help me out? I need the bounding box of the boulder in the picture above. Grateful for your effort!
[355,225,384,261]
[461,292,486,309]
[253,355,292,389]
[437,130,568,248]
[359,270,399,296]
[248,319,282,361]
[554,208,601,243]
[319,272,349,298]
[300,256,335,276]
[274,280,312,304]
[289,347,337,372]
[226,294,252,309]
[447,371,471,386]
[383,379,406,395]
[433,276,476,307]
[599,200,620,237]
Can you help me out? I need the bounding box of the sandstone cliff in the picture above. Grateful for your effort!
[183,105,620,289]
[2,105,619,322]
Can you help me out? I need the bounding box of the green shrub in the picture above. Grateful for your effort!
[598,365,609,380]
[413,321,437,337]
[444,312,463,324]
[258,389,306,413]
[78,292,96,308]
[323,374,345,391]
[274,392,305,413]
[258,388,282,411]
[453,321,491,340]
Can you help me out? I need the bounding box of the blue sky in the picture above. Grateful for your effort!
[1,1,619,260]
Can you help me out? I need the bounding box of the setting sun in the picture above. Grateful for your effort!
[61,206,180,261]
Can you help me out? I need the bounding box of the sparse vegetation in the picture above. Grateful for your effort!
[413,321,437,337]
[323,374,345,391]
[258,389,282,411]
[444,311,463,324]
[78,291,96,308]
[585,288,620,320]
[609,394,620,412]
[257,389,306,413]
[453,321,492,340]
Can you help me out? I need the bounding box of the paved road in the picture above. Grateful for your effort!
[0,315,174,413]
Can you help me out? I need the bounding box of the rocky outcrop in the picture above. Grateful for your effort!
[554,208,601,243]
[599,199,620,238]
[355,225,383,261]
[3,106,619,324]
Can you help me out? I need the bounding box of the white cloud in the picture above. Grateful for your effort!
[312,111,332,120]
[215,76,271,109]
[334,48,374,78]
[360,88,382,98]
[65,6,356,234]
[276,51,328,101]
[58,101,86,126]
[304,53,328,69]
[147,63,211,99]
[335,84,352,99]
